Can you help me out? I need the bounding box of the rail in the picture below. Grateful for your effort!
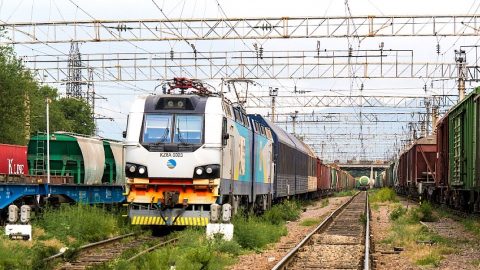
[364,192,371,270]
[43,232,137,262]
[126,237,179,262]
[271,192,361,270]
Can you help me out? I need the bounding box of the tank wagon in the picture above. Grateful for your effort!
[0,133,125,220]
[356,176,370,190]
[383,87,480,212]
[124,78,354,227]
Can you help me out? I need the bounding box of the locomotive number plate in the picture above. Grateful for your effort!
[159,152,184,157]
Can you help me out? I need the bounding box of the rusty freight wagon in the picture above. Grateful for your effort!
[396,135,436,197]
[435,115,449,203]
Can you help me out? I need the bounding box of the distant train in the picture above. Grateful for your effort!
[356,176,373,190]
[124,78,355,226]
[384,87,480,212]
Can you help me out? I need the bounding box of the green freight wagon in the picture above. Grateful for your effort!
[448,87,480,209]
[28,132,125,184]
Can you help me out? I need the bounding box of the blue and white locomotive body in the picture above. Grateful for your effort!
[125,86,274,226]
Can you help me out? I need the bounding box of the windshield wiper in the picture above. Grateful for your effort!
[151,128,170,145]
[176,127,190,145]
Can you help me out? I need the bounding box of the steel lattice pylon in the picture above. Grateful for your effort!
[65,42,83,98]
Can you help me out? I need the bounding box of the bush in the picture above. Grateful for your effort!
[389,205,407,221]
[262,200,301,225]
[462,218,480,236]
[410,202,438,222]
[369,188,397,203]
[112,229,236,270]
[0,239,57,270]
[34,204,124,244]
[233,215,287,250]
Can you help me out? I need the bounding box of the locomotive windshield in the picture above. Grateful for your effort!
[174,115,203,144]
[142,114,203,145]
[142,114,173,143]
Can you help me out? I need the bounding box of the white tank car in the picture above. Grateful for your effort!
[368,177,375,189]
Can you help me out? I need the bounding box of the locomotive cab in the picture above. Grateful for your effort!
[125,95,224,225]
[124,79,233,227]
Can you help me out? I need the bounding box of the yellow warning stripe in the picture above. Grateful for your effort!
[130,216,208,226]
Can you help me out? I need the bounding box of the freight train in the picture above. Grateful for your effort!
[385,87,480,212]
[0,133,125,221]
[124,78,355,227]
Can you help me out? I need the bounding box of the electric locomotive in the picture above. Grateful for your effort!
[124,78,274,226]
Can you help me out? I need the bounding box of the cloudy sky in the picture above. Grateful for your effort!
[1,0,479,161]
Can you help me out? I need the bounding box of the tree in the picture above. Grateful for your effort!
[0,46,35,145]
[0,45,96,145]
[57,98,95,135]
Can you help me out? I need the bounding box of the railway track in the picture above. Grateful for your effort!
[272,191,370,270]
[45,232,178,270]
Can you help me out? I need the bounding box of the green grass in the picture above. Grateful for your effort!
[233,215,287,250]
[389,205,407,221]
[92,200,303,269]
[34,204,131,245]
[334,190,356,197]
[0,204,133,269]
[410,202,438,222]
[462,218,480,237]
[471,259,480,268]
[415,252,441,267]
[232,200,301,250]
[299,218,321,226]
[0,236,58,270]
[94,229,239,270]
[262,200,302,225]
[320,198,329,208]
[379,202,453,268]
[369,188,398,203]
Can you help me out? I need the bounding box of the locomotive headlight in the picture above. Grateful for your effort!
[193,165,220,179]
[177,100,184,107]
[138,166,146,175]
[167,100,174,107]
[129,165,136,173]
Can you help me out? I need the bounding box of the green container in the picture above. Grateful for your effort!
[28,133,83,183]
[358,176,369,187]
[330,168,338,189]
[448,87,480,190]
[28,133,124,184]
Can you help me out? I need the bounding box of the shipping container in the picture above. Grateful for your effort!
[0,144,29,182]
